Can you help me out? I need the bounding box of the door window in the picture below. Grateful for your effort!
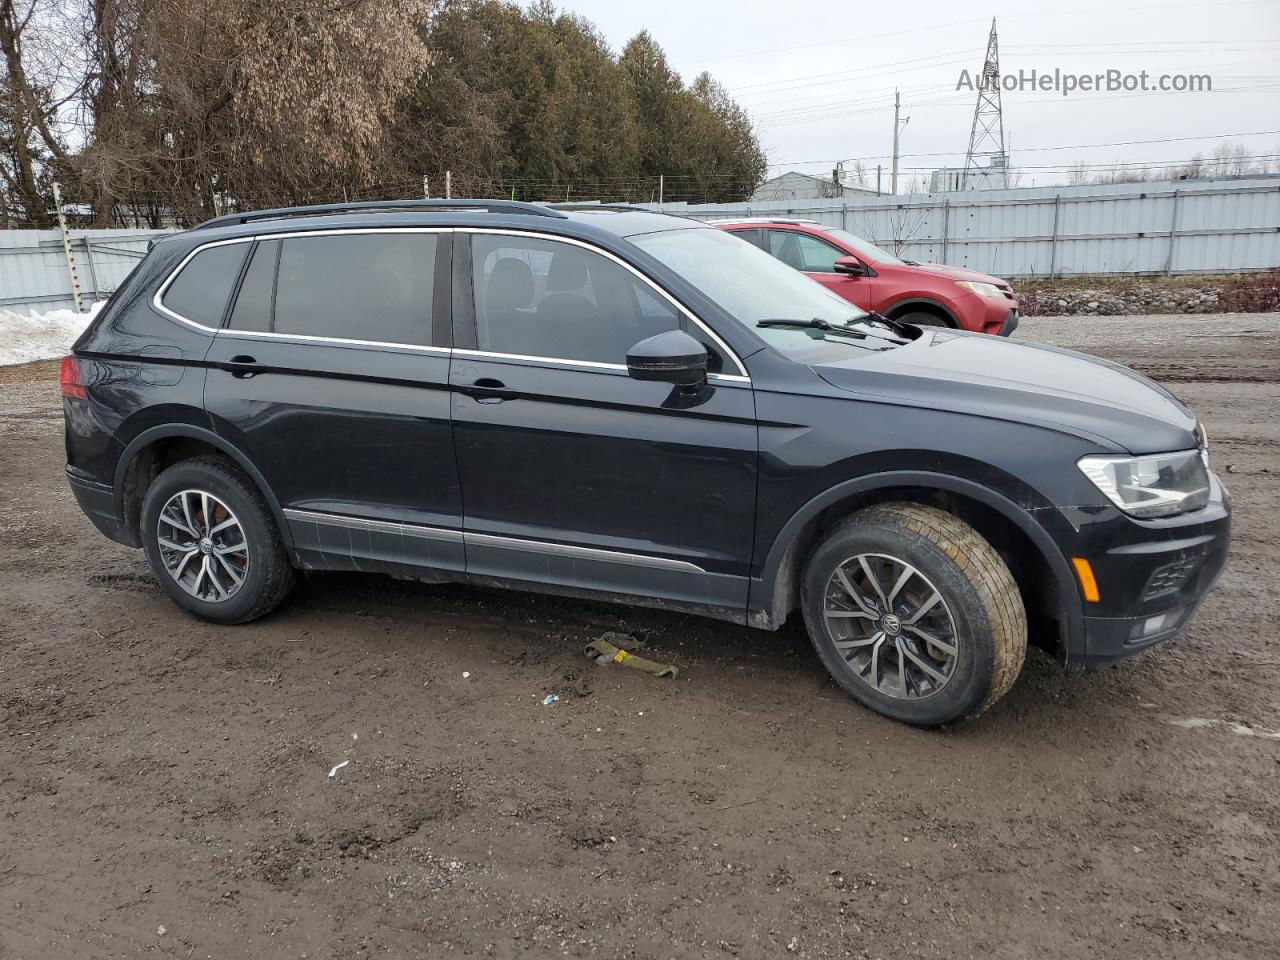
[225,232,438,346]
[766,230,846,273]
[726,228,765,250]
[161,242,249,327]
[470,234,683,365]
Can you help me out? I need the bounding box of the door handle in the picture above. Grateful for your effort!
[225,355,262,379]
[461,377,517,403]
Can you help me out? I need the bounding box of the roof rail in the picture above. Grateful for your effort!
[547,202,649,212]
[193,198,567,231]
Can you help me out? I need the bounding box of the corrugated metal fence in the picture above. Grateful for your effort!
[0,229,173,315]
[2,176,1277,314]
[643,176,1280,278]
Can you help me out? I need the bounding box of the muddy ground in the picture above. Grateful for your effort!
[2,313,1278,959]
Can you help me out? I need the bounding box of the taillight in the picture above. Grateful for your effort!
[60,355,86,399]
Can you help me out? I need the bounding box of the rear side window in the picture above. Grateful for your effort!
[226,233,438,346]
[160,243,249,327]
[727,228,765,250]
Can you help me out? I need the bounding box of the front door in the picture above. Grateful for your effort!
[203,228,463,574]
[765,228,875,311]
[449,230,758,616]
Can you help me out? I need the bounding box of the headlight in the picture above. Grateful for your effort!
[955,280,1002,299]
[1078,450,1210,518]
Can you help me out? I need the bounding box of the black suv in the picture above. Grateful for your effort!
[62,200,1230,726]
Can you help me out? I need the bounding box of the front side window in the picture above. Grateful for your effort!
[767,230,845,273]
[470,234,683,365]
[160,243,248,327]
[226,232,437,346]
[823,228,905,266]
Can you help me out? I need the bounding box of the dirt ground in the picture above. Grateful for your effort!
[2,313,1278,960]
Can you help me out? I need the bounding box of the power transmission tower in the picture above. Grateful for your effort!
[962,18,1007,190]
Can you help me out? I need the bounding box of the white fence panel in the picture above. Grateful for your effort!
[645,176,1280,278]
[0,229,173,315]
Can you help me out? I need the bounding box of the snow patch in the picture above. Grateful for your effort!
[0,301,105,366]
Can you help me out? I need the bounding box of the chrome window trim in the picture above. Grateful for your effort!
[283,508,463,543]
[151,236,256,333]
[465,227,750,380]
[451,346,750,384]
[283,507,705,574]
[217,328,451,355]
[152,228,454,350]
[151,225,753,381]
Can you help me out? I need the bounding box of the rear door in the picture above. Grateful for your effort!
[448,230,758,616]
[764,228,875,311]
[203,228,463,575]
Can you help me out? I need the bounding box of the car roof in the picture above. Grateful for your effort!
[153,200,705,252]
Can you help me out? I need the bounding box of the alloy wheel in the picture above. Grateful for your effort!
[156,489,249,602]
[822,553,959,700]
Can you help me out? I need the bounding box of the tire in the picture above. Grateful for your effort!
[895,310,950,328]
[140,455,296,624]
[801,502,1026,726]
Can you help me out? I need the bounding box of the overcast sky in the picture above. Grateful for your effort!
[565,0,1280,186]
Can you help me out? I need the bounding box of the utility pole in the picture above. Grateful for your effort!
[658,174,664,208]
[422,175,430,199]
[890,89,910,195]
[445,170,452,200]
[876,164,882,195]
[962,18,1008,190]
[52,182,83,313]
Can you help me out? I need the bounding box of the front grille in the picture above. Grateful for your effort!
[1142,555,1199,601]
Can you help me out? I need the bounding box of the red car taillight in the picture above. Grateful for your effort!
[60,355,86,399]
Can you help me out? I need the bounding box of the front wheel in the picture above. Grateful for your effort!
[140,456,296,624]
[895,310,950,328]
[801,502,1026,726]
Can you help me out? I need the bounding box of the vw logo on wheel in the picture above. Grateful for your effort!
[880,613,902,636]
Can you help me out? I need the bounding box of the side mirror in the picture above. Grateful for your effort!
[833,256,867,277]
[626,329,708,388]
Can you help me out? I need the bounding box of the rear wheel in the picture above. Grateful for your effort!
[801,502,1026,726]
[140,456,295,624]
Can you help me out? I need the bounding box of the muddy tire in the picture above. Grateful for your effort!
[140,456,295,624]
[801,501,1026,726]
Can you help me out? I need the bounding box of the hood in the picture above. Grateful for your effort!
[812,329,1197,454]
[902,261,1006,285]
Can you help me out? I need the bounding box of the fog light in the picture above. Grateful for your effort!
[1129,610,1182,641]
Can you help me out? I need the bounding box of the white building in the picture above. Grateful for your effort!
[930,156,1010,193]
[751,171,880,202]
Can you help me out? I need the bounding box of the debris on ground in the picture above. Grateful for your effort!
[327,760,350,779]
[585,635,679,679]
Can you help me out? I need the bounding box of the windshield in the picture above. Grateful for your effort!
[632,227,887,359]
[822,228,906,266]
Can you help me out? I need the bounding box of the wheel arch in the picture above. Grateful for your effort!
[882,297,958,328]
[749,471,1082,664]
[112,424,294,552]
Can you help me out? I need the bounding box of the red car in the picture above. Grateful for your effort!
[713,218,1019,336]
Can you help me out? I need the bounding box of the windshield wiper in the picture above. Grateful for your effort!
[857,310,917,339]
[756,318,896,350]
[757,318,838,331]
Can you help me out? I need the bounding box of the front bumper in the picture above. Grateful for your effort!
[1067,474,1231,669]
[997,308,1019,337]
